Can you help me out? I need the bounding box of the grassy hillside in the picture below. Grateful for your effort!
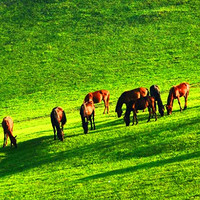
[0,0,200,199]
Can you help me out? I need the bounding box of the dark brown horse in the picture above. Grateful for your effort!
[80,101,95,134]
[150,85,165,116]
[124,96,157,126]
[50,107,67,141]
[166,82,190,115]
[84,90,110,114]
[2,116,17,148]
[115,87,149,118]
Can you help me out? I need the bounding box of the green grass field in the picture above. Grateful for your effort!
[0,0,200,199]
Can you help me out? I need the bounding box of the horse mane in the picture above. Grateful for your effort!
[167,87,175,106]
[61,110,67,125]
[115,93,125,111]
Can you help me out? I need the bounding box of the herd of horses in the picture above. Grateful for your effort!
[2,82,190,148]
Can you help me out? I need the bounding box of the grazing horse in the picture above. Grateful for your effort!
[50,107,67,141]
[166,82,190,115]
[115,87,149,118]
[80,101,95,134]
[84,90,110,114]
[124,96,157,126]
[150,85,165,116]
[2,116,17,148]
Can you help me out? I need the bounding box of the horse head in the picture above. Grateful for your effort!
[83,121,88,134]
[124,115,130,126]
[115,107,123,118]
[166,105,172,115]
[12,135,17,148]
[159,106,165,116]
[57,130,64,141]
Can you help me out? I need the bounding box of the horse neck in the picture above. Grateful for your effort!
[157,97,164,108]
[116,95,124,110]
[167,88,174,106]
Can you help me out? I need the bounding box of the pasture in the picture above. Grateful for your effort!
[0,0,200,199]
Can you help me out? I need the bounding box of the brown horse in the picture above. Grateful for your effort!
[166,82,190,115]
[115,87,149,118]
[2,116,17,148]
[124,96,157,126]
[50,107,67,141]
[80,101,95,134]
[84,90,110,114]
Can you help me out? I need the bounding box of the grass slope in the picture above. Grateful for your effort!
[0,0,200,199]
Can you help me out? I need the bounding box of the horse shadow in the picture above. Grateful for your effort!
[77,151,200,182]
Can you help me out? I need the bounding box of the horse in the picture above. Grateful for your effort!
[150,85,165,116]
[2,116,17,148]
[50,107,67,141]
[166,82,190,115]
[84,90,110,114]
[80,101,95,134]
[115,87,149,118]
[124,96,157,126]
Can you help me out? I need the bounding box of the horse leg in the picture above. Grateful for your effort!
[103,100,106,114]
[89,116,93,130]
[53,125,56,140]
[184,91,189,109]
[92,111,95,130]
[133,110,138,125]
[177,96,182,112]
[147,106,151,122]
[3,132,8,148]
[154,107,157,121]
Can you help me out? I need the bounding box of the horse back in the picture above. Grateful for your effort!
[2,117,13,134]
[82,102,95,117]
[123,87,148,103]
[53,107,64,124]
[175,82,190,97]
[150,85,160,100]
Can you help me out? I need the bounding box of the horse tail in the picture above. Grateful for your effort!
[146,88,150,96]
[61,110,67,125]
[124,101,133,126]
[51,109,63,141]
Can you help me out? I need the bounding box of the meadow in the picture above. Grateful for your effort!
[0,0,200,199]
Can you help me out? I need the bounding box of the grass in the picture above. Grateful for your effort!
[0,0,200,199]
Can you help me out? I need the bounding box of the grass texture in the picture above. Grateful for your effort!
[0,0,200,199]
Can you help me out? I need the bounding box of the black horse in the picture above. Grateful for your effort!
[150,85,164,116]
[50,107,67,141]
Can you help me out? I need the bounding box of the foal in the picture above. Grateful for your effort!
[124,96,157,126]
[2,116,17,148]
[50,107,67,141]
[80,101,95,134]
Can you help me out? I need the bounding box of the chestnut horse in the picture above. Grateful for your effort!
[2,116,17,148]
[166,82,190,115]
[115,87,149,118]
[80,101,95,134]
[84,90,110,114]
[150,85,165,116]
[50,107,67,141]
[124,96,157,126]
